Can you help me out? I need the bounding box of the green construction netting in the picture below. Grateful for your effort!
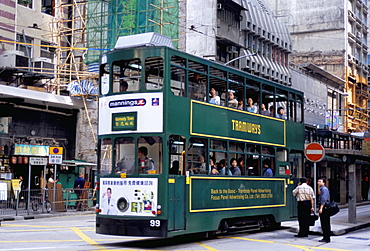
[85,0,179,64]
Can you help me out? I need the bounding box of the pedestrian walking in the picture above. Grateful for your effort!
[292,177,315,237]
[74,173,85,210]
[318,178,331,243]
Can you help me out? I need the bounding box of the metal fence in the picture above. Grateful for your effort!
[0,188,96,216]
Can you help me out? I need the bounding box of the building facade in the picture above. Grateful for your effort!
[0,0,97,191]
[266,0,369,133]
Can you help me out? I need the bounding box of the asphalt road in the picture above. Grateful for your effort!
[1,214,369,250]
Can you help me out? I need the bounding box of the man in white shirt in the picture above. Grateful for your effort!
[292,177,315,237]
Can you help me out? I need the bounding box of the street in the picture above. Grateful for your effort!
[0,214,369,250]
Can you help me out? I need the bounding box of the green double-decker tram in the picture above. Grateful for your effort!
[96,34,304,237]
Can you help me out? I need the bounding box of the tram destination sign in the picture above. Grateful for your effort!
[112,112,137,131]
[190,101,286,147]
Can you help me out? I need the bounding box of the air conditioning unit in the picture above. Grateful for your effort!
[0,51,29,68]
[32,58,55,74]
[227,46,238,53]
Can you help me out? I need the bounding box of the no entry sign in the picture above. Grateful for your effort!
[305,142,325,162]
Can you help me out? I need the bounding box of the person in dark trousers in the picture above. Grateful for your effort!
[19,175,28,209]
[74,173,85,210]
[292,177,315,237]
[318,178,331,243]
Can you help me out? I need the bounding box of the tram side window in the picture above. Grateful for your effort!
[275,89,288,120]
[171,55,186,97]
[99,138,113,175]
[115,137,135,175]
[296,95,303,123]
[262,84,275,117]
[246,144,260,176]
[169,135,186,175]
[188,71,207,101]
[229,141,244,176]
[262,146,275,177]
[210,139,230,175]
[245,80,260,114]
[112,59,141,93]
[276,148,288,162]
[171,66,186,97]
[228,78,244,110]
[137,136,162,174]
[290,151,303,178]
[188,138,207,174]
[209,77,226,106]
[100,63,110,95]
[146,57,163,90]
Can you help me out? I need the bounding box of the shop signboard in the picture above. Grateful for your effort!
[29,157,48,165]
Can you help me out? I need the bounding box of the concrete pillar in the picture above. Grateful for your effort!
[348,164,356,223]
[340,165,346,204]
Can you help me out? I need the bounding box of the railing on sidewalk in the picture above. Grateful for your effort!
[0,188,96,216]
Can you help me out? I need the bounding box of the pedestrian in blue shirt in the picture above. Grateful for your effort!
[318,178,331,243]
[74,173,85,211]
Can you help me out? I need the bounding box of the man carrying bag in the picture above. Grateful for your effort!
[292,177,315,237]
[318,178,332,243]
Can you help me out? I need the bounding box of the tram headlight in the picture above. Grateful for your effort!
[117,197,130,212]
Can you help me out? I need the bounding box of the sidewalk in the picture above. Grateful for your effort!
[283,202,370,236]
[0,208,95,224]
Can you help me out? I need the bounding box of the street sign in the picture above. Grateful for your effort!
[29,157,48,165]
[305,142,325,162]
[50,147,63,155]
[49,154,63,164]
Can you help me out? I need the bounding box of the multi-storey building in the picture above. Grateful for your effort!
[0,1,96,190]
[266,0,369,133]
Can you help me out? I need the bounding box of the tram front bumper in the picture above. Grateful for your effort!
[96,216,168,237]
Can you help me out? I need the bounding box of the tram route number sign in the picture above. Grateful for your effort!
[305,142,325,162]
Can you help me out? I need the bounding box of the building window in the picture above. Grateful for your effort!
[16,34,33,58]
[41,41,55,61]
[42,0,54,15]
[18,0,32,8]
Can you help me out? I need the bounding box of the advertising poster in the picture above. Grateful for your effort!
[100,178,158,216]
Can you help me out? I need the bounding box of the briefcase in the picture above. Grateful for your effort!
[308,213,318,226]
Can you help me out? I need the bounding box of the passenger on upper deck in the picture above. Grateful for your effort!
[237,100,244,110]
[246,98,257,113]
[261,103,270,116]
[209,87,220,105]
[120,80,128,92]
[190,73,206,101]
[276,107,287,120]
[269,106,275,117]
[230,158,241,176]
[228,91,238,109]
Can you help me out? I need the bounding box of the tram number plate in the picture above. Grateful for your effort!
[149,219,161,228]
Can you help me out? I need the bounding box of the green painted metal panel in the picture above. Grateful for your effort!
[191,101,286,147]
[189,177,286,212]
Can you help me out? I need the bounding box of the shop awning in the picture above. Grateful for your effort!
[62,160,97,166]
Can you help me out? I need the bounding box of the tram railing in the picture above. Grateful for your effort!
[0,188,96,216]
